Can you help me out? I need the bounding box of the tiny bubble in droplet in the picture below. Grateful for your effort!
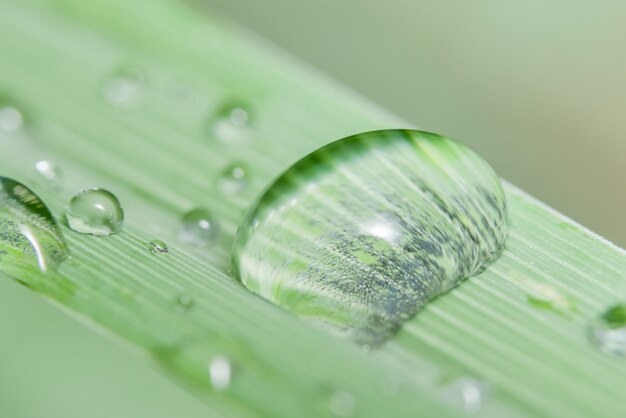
[208,356,232,391]
[589,303,626,357]
[180,207,217,246]
[66,188,124,236]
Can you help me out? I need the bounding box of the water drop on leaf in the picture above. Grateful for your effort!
[441,377,488,414]
[0,176,69,272]
[0,95,25,134]
[180,208,217,246]
[218,162,249,194]
[328,390,355,417]
[148,239,169,255]
[232,129,508,344]
[208,356,232,391]
[174,293,194,313]
[524,281,576,315]
[101,66,146,108]
[35,160,62,182]
[210,102,251,142]
[589,303,626,357]
[66,188,124,236]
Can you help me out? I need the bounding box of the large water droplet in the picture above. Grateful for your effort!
[180,208,217,246]
[0,96,25,134]
[66,188,124,236]
[589,303,626,357]
[218,162,249,194]
[101,67,146,107]
[208,356,232,390]
[232,129,508,344]
[210,102,251,142]
[0,176,69,272]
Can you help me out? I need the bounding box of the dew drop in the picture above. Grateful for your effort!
[208,356,232,391]
[0,96,25,134]
[101,66,146,107]
[441,377,487,414]
[65,188,124,236]
[180,208,217,246]
[589,303,626,357]
[148,239,168,255]
[175,293,194,312]
[217,162,249,194]
[35,160,61,182]
[526,282,575,315]
[0,176,69,272]
[231,129,508,344]
[328,390,355,417]
[210,102,251,142]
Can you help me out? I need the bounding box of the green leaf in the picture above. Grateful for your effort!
[1,0,625,417]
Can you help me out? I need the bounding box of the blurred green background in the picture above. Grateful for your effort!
[2,1,624,416]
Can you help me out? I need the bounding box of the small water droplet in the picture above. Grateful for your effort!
[525,281,576,315]
[210,102,251,142]
[208,356,232,390]
[232,129,508,344]
[35,160,61,182]
[0,176,69,272]
[0,96,25,134]
[590,303,626,357]
[101,67,146,107]
[441,377,487,414]
[217,162,249,194]
[148,239,168,254]
[328,391,355,417]
[66,188,124,236]
[180,208,217,246]
[175,293,194,312]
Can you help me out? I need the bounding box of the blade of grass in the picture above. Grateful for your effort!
[0,0,625,417]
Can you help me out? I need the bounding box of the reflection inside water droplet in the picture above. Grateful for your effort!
[66,188,124,236]
[0,176,69,272]
[208,356,232,390]
[180,208,217,246]
[101,67,146,107]
[590,303,626,357]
